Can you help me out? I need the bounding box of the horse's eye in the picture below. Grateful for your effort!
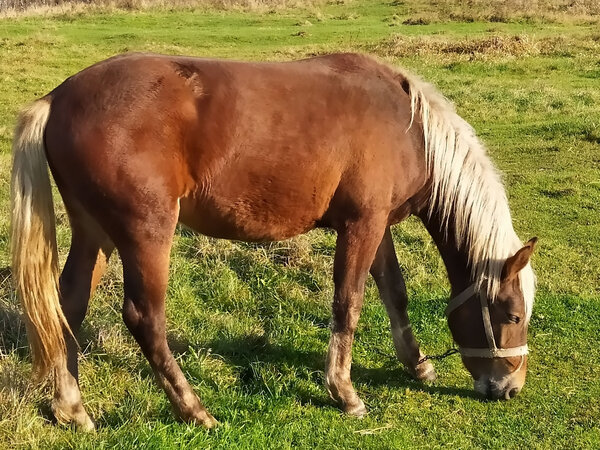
[508,314,521,324]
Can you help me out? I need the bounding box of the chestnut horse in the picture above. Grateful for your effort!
[11,53,536,430]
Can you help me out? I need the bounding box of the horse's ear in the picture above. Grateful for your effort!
[502,237,538,281]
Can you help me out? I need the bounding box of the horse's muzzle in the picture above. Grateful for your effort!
[475,378,523,401]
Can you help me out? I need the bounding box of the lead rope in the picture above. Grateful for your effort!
[417,347,460,366]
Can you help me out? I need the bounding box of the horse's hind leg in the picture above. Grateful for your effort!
[116,208,216,428]
[53,213,114,431]
[369,228,436,381]
[325,216,387,417]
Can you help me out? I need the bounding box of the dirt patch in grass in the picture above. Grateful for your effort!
[540,188,577,199]
[402,17,430,25]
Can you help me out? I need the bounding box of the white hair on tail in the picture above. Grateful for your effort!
[399,69,535,320]
[11,97,72,376]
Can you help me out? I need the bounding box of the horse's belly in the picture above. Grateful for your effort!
[178,192,328,242]
[179,140,343,241]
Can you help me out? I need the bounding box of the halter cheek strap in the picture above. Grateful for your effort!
[445,284,529,359]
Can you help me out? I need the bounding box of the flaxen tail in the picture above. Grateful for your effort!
[11,97,71,378]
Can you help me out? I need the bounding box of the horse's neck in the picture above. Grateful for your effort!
[419,210,472,295]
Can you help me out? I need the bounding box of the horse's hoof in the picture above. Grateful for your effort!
[51,399,96,432]
[201,413,218,429]
[77,415,96,432]
[188,409,218,428]
[413,360,437,382]
[344,399,367,418]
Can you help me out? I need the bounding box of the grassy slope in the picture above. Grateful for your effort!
[0,1,599,448]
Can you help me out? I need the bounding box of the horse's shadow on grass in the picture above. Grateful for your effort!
[0,262,479,427]
[1,301,479,425]
[200,333,480,405]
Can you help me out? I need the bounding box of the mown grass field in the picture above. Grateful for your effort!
[0,0,599,448]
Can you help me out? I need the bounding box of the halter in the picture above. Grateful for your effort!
[444,284,529,359]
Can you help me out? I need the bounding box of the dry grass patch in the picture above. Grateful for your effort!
[398,0,600,24]
[369,33,600,60]
[0,0,327,16]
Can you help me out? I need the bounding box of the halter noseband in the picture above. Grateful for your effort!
[445,284,528,359]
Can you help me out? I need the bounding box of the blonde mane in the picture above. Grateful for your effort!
[399,69,535,320]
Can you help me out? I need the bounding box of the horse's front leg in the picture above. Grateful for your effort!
[369,228,436,381]
[325,216,386,417]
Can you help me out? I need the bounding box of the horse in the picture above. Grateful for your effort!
[11,52,536,430]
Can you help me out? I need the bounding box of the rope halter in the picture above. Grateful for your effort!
[444,284,528,359]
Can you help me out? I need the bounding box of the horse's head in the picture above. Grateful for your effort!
[446,238,537,400]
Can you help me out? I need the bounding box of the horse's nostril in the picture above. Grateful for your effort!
[507,387,519,399]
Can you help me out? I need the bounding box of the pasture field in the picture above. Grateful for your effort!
[0,0,599,448]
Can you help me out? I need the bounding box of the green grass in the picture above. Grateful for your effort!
[0,1,599,448]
